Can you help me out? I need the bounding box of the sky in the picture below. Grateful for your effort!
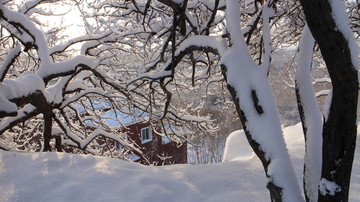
[28,1,86,41]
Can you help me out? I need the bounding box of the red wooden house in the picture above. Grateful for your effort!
[116,122,187,165]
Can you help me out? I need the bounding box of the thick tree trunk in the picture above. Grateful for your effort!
[299,0,358,201]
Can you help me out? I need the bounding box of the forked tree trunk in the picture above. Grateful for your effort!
[299,0,358,201]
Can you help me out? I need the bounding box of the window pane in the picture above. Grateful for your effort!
[145,129,149,139]
[141,127,151,142]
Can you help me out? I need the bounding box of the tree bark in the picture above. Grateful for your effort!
[299,0,358,201]
[30,91,54,152]
[54,135,62,152]
[42,112,52,152]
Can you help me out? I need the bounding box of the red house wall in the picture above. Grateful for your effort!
[121,122,187,165]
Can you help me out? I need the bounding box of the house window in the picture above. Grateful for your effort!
[141,127,152,144]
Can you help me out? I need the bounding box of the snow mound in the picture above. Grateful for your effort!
[0,150,268,202]
[223,130,255,162]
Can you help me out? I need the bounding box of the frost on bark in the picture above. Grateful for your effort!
[299,0,358,201]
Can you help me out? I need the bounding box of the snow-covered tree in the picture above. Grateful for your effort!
[0,0,358,201]
[0,0,149,159]
[99,0,358,201]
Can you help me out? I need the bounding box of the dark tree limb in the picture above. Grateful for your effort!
[201,0,220,35]
[54,135,62,152]
[29,91,54,152]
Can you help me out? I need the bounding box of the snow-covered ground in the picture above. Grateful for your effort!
[1,123,359,202]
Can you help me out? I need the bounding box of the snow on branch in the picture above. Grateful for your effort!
[0,74,45,117]
[295,24,322,202]
[19,0,45,14]
[0,43,21,82]
[319,178,341,196]
[49,32,112,55]
[0,104,40,134]
[0,4,101,86]
[225,0,246,48]
[36,55,100,83]
[0,20,33,48]
[315,89,331,98]
[0,5,49,63]
[330,0,359,72]
[260,3,274,70]
[177,35,227,55]
[312,76,331,84]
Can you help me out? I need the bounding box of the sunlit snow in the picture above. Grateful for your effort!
[1,123,360,202]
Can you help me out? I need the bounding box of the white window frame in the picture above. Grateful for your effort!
[141,127,152,144]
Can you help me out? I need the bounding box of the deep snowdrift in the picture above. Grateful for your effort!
[1,123,359,202]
